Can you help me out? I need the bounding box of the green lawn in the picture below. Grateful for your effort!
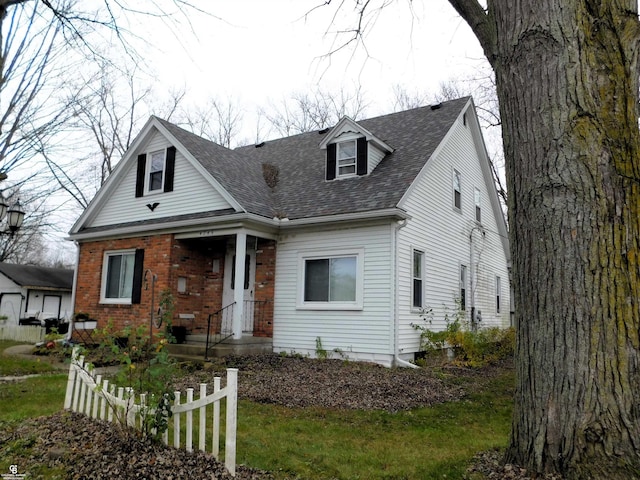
[236,372,513,479]
[0,341,513,479]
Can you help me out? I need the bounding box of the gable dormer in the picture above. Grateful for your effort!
[319,117,393,181]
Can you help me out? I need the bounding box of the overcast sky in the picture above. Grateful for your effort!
[134,1,486,116]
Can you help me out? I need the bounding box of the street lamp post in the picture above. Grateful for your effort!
[0,194,25,235]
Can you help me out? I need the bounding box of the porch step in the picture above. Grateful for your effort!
[166,335,272,362]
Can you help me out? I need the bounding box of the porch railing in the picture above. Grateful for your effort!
[205,303,235,360]
[242,299,269,333]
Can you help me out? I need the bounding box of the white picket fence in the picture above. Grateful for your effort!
[63,348,238,476]
[0,325,46,343]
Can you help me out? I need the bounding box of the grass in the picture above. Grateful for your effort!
[0,341,69,479]
[0,341,514,479]
[236,371,513,479]
[0,340,68,423]
[0,340,59,376]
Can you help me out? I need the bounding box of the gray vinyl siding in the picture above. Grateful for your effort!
[90,130,232,228]
[397,115,511,354]
[273,223,394,360]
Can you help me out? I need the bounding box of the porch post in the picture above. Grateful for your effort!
[232,232,246,339]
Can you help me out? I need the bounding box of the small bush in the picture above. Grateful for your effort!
[412,303,514,367]
[76,321,177,441]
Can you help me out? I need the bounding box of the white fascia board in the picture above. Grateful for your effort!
[319,116,393,153]
[276,208,410,229]
[68,212,280,242]
[69,207,410,243]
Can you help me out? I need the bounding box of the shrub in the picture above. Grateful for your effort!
[78,322,177,441]
[412,303,514,367]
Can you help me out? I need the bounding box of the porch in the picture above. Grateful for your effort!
[166,334,273,362]
[170,230,276,341]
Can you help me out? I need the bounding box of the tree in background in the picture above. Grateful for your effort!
[262,86,369,137]
[0,0,210,263]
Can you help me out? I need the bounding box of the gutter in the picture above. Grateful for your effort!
[68,209,411,242]
[392,218,418,368]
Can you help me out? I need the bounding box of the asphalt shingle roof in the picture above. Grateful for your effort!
[0,262,73,290]
[153,97,469,221]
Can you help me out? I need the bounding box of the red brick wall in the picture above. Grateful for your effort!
[169,239,226,334]
[74,235,275,338]
[254,238,276,337]
[74,235,173,334]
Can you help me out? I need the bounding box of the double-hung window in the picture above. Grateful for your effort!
[337,140,357,176]
[453,169,462,210]
[148,150,166,192]
[475,188,482,222]
[412,249,425,309]
[102,250,136,302]
[299,249,363,309]
[496,276,501,314]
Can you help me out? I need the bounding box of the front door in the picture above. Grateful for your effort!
[222,243,256,334]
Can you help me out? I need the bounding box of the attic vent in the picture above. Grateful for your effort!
[318,127,330,134]
[255,141,266,148]
[430,103,442,110]
[262,163,279,189]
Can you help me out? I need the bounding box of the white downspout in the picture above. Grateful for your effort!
[392,219,418,368]
[66,241,80,342]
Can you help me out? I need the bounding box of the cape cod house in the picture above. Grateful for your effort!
[68,96,510,366]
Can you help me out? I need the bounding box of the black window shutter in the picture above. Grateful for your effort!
[164,146,176,192]
[135,154,146,197]
[326,143,336,180]
[356,137,368,176]
[131,249,145,304]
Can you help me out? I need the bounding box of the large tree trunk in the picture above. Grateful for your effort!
[450,1,640,478]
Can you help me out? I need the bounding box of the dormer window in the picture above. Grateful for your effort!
[325,137,368,180]
[320,116,393,181]
[337,140,357,176]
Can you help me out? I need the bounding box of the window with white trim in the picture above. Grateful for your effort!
[453,169,462,210]
[298,249,363,309]
[475,188,482,222]
[102,250,136,302]
[412,249,425,309]
[337,140,357,177]
[496,276,502,313]
[460,264,467,311]
[147,150,166,192]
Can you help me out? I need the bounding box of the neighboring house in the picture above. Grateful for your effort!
[69,96,510,366]
[0,262,74,325]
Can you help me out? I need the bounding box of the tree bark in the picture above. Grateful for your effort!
[450,0,640,478]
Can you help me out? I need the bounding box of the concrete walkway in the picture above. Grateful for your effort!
[2,344,71,370]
